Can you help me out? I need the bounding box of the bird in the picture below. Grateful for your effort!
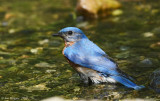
[52,27,145,90]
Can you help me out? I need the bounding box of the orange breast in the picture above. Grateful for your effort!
[62,41,75,55]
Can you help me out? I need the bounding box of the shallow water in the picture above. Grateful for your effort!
[0,0,160,100]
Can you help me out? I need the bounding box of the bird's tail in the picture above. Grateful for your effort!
[110,75,145,90]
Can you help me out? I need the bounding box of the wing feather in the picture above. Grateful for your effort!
[64,39,119,75]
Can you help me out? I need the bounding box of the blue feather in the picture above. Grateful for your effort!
[110,76,145,90]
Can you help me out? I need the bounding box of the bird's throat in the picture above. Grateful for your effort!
[65,41,75,47]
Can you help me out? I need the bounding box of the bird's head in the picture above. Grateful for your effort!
[53,27,87,42]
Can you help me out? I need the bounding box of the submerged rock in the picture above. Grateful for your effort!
[150,42,160,49]
[76,0,121,19]
[30,47,43,54]
[138,58,153,67]
[149,68,160,93]
[35,62,55,68]
[111,9,123,16]
[143,32,154,37]
[21,83,50,92]
[38,39,49,45]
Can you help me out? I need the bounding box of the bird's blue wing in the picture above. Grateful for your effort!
[64,39,119,75]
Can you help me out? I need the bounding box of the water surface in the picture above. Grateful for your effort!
[0,0,160,100]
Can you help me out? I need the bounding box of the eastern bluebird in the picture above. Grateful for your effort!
[53,27,145,90]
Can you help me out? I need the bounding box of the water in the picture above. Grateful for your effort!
[0,0,160,100]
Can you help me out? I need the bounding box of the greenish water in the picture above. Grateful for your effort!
[0,0,160,100]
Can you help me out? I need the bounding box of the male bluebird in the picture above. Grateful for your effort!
[53,27,145,90]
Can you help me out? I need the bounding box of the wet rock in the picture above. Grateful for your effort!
[76,0,121,19]
[105,92,122,100]
[38,39,49,45]
[149,68,160,93]
[150,42,160,49]
[115,51,130,59]
[74,86,80,92]
[76,21,89,28]
[21,83,50,92]
[8,29,16,34]
[143,32,154,37]
[111,9,123,16]
[138,58,153,67]
[120,46,129,51]
[35,62,55,68]
[46,69,56,73]
[30,47,43,54]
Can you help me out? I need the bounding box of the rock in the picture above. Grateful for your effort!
[150,42,160,49]
[30,47,43,54]
[149,68,160,93]
[76,0,121,19]
[115,51,130,59]
[46,69,56,73]
[74,86,80,92]
[112,9,123,16]
[35,62,54,68]
[21,83,50,92]
[35,62,56,68]
[138,58,153,67]
[76,21,88,28]
[38,39,49,45]
[143,32,154,37]
[8,29,16,34]
[119,46,129,51]
[138,58,159,68]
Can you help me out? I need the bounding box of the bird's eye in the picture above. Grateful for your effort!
[68,31,73,35]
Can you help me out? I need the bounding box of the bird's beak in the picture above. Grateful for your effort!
[52,33,60,37]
